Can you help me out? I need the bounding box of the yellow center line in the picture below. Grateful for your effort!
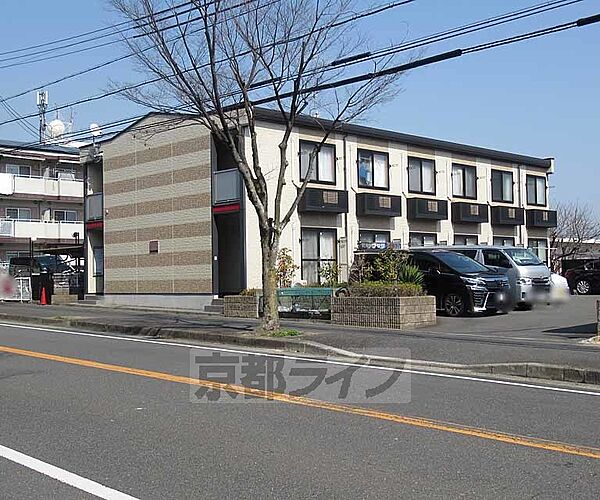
[2,344,599,460]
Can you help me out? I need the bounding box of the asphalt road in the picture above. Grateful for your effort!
[1,322,599,499]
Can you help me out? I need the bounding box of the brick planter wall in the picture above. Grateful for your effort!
[224,295,259,319]
[331,295,436,330]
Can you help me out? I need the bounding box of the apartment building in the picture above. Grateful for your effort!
[83,110,556,309]
[0,140,83,263]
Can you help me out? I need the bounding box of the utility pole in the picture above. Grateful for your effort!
[36,90,48,144]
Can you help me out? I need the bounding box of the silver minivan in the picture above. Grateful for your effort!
[436,246,552,308]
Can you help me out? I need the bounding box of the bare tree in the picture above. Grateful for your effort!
[549,201,600,272]
[109,0,406,331]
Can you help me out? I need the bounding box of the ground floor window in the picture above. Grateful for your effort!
[409,232,437,247]
[493,236,515,246]
[301,228,337,285]
[454,234,478,245]
[358,230,390,251]
[528,238,548,264]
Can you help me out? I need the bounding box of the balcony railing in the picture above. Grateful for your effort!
[0,173,83,198]
[213,169,241,205]
[85,193,104,221]
[355,240,402,253]
[0,219,84,240]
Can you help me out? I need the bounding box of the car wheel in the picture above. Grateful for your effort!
[444,293,466,317]
[575,279,592,295]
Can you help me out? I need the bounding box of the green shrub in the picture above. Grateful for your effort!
[396,263,424,286]
[277,248,299,288]
[348,281,424,297]
[240,288,260,296]
[270,328,302,337]
[372,249,409,282]
[319,262,341,287]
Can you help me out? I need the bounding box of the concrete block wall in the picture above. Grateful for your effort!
[331,295,436,330]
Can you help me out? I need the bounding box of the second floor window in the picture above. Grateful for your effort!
[300,141,335,183]
[6,164,31,177]
[452,164,477,199]
[526,175,546,206]
[491,170,514,203]
[54,210,78,222]
[6,207,32,220]
[358,150,389,189]
[408,157,435,194]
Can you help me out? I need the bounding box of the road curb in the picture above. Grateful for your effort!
[0,311,599,387]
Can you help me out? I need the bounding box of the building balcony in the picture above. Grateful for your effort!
[0,219,84,241]
[0,173,83,199]
[526,209,557,228]
[213,169,241,205]
[407,197,448,221]
[85,193,104,222]
[451,202,489,223]
[491,206,525,226]
[298,187,348,214]
[356,193,401,217]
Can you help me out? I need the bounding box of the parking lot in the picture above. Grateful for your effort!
[428,295,598,341]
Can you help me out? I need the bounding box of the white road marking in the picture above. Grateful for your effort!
[0,322,599,397]
[0,444,138,499]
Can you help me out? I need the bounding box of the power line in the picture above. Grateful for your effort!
[0,0,274,101]
[6,11,599,155]
[0,0,256,70]
[0,96,38,139]
[0,1,206,58]
[0,0,570,126]
[0,0,412,115]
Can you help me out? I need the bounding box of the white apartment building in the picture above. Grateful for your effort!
[0,140,84,263]
[83,110,556,309]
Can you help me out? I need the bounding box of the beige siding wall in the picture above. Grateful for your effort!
[243,120,554,288]
[102,115,213,295]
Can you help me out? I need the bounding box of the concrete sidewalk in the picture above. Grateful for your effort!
[0,300,598,384]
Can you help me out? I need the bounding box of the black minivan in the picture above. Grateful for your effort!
[410,249,511,316]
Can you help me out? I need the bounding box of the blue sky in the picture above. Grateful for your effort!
[0,0,598,208]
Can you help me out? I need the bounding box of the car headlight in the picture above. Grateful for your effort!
[461,276,485,287]
[516,277,533,285]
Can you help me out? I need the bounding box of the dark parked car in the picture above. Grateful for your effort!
[410,249,511,317]
[564,260,600,295]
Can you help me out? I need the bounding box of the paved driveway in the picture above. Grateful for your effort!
[429,295,598,341]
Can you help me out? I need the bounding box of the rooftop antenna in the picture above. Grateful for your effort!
[36,90,48,144]
[89,123,102,146]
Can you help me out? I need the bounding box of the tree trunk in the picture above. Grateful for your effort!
[260,235,280,333]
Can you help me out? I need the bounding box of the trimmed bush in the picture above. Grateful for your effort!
[348,281,424,297]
